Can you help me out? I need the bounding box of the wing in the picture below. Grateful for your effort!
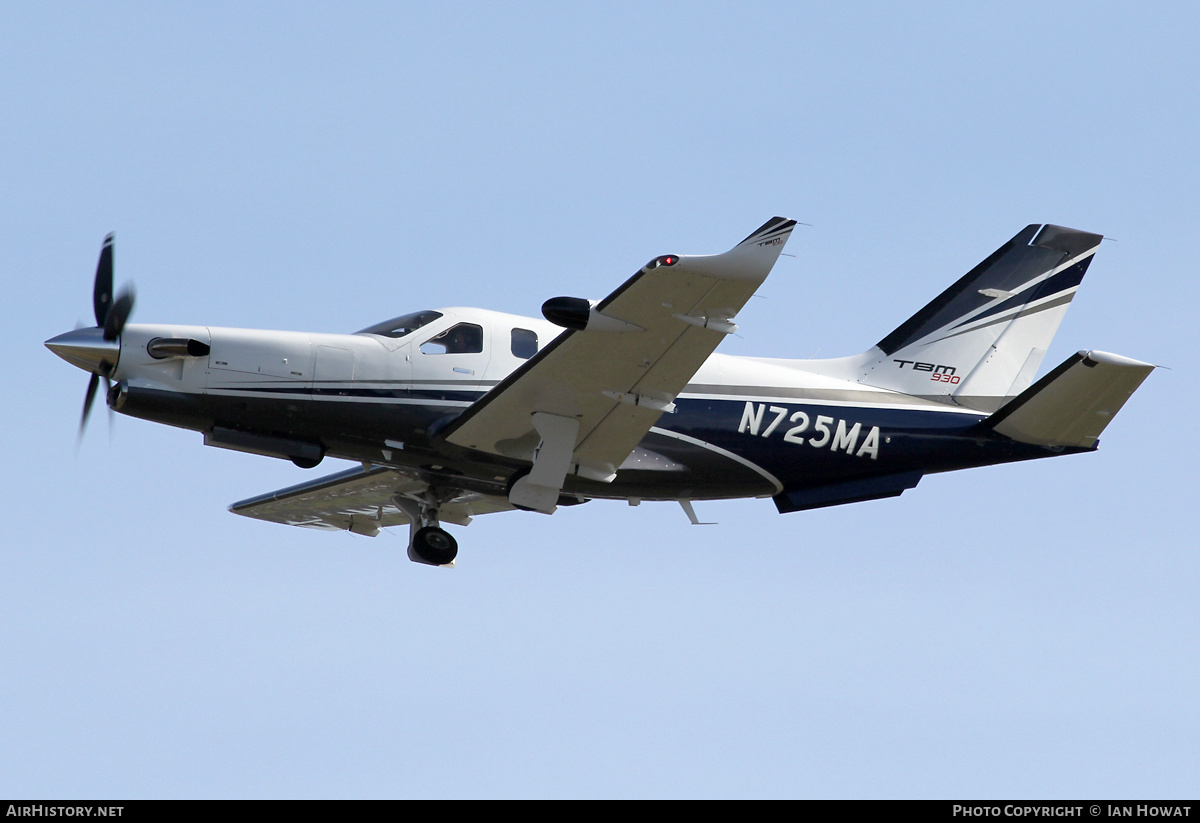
[440,217,796,507]
[228,465,514,537]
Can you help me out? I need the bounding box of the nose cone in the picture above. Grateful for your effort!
[45,327,120,375]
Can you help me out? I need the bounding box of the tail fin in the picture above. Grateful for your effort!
[986,350,1153,448]
[858,224,1103,411]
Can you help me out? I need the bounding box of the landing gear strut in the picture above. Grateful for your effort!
[394,492,459,566]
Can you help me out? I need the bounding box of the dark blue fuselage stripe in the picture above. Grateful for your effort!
[200,386,1044,488]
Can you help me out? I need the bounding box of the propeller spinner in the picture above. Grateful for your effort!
[44,233,136,435]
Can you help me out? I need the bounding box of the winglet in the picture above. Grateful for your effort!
[739,216,796,246]
[671,217,796,283]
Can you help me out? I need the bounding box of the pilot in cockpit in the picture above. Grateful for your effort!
[427,323,483,354]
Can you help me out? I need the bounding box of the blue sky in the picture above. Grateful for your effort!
[3,2,1197,798]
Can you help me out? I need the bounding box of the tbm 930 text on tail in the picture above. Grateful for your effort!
[46,218,1152,566]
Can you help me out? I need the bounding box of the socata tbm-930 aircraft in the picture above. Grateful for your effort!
[47,218,1153,567]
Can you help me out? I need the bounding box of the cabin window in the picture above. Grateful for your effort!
[511,328,538,359]
[420,323,484,355]
[355,310,443,339]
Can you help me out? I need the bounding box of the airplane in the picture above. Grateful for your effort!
[46,218,1153,567]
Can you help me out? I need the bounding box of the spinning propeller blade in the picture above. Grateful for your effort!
[72,233,133,436]
[93,233,113,328]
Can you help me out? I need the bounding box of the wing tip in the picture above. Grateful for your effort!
[739,216,796,246]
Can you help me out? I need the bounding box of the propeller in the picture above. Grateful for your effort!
[79,233,135,435]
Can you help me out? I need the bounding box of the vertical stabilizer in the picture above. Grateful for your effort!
[857,224,1103,411]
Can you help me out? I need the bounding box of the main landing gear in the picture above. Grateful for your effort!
[411,525,458,566]
[394,492,458,567]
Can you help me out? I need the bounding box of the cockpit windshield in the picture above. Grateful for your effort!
[355,310,443,339]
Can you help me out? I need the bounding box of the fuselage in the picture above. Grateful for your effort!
[94,306,1064,510]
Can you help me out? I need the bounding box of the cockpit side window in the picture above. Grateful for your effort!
[420,323,484,355]
[511,328,538,359]
[355,310,443,339]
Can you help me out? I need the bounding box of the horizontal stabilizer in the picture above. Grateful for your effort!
[987,350,1153,448]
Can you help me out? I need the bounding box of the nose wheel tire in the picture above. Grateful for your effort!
[411,526,458,566]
